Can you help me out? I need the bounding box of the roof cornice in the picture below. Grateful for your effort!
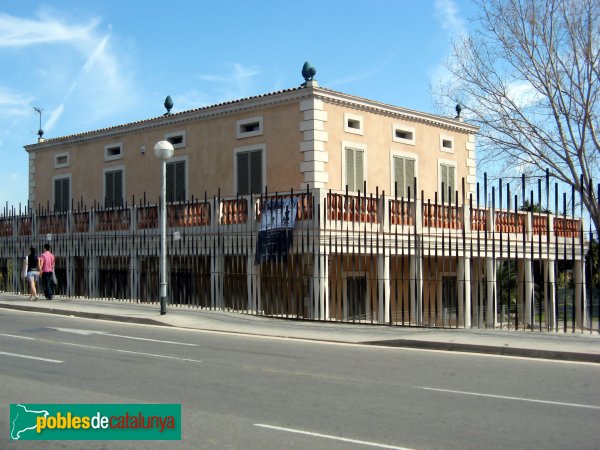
[24,84,477,152]
[24,87,313,152]
[313,87,479,133]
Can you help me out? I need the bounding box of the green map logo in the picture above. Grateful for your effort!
[10,404,181,440]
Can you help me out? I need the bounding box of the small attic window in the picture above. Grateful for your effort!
[396,130,412,140]
[165,130,186,149]
[344,113,364,135]
[392,124,416,145]
[440,135,455,153]
[104,143,123,161]
[236,116,263,139]
[54,152,70,168]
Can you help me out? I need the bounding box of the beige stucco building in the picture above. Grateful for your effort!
[3,79,587,332]
[25,80,476,210]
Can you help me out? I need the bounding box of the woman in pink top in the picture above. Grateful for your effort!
[39,243,56,300]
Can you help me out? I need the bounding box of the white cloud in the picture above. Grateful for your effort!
[434,0,466,37]
[0,11,138,133]
[327,54,395,89]
[0,87,33,117]
[506,80,544,108]
[0,12,100,47]
[199,63,261,102]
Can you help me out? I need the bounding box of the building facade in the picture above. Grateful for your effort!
[0,78,590,332]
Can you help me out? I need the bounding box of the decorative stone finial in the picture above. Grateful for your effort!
[164,95,173,115]
[301,61,317,86]
[455,103,463,121]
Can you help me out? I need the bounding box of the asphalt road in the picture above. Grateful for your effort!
[1,308,599,450]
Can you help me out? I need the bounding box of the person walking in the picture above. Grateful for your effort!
[26,246,41,301]
[40,243,56,300]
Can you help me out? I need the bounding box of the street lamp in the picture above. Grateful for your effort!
[153,140,174,315]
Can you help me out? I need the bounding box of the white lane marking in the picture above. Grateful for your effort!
[0,333,35,340]
[254,423,413,450]
[419,387,600,410]
[49,327,197,346]
[103,333,198,346]
[60,342,202,363]
[49,327,109,335]
[0,351,62,364]
[6,309,599,367]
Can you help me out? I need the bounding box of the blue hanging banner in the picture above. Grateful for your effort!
[255,197,299,264]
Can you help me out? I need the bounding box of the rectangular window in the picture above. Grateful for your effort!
[165,131,186,149]
[393,124,416,145]
[105,170,123,208]
[54,152,70,168]
[440,135,454,153]
[166,160,186,202]
[344,113,364,135]
[104,143,123,161]
[345,147,365,192]
[393,156,416,198]
[439,163,456,201]
[54,177,70,212]
[236,150,262,195]
[236,116,263,139]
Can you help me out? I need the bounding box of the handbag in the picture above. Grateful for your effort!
[51,271,58,285]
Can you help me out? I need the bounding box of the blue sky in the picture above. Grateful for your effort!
[0,0,475,208]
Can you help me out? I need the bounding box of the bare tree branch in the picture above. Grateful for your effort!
[435,0,600,231]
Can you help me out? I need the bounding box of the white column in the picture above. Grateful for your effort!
[485,258,497,328]
[471,259,483,328]
[517,259,534,326]
[544,259,557,330]
[88,256,99,298]
[574,259,588,330]
[410,254,423,325]
[129,254,140,302]
[377,254,390,324]
[211,252,223,309]
[313,249,329,320]
[458,256,471,327]
[247,255,261,313]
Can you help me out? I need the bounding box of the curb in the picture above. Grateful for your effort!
[361,339,600,363]
[2,303,598,363]
[0,303,169,327]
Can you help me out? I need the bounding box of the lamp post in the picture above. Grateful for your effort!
[153,140,174,315]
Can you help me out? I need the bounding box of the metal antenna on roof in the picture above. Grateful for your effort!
[33,107,44,141]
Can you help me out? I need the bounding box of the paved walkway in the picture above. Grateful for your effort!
[1,293,598,363]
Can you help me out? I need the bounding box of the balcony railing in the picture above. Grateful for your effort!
[327,193,378,224]
[0,189,583,239]
[38,214,68,235]
[95,209,131,232]
[423,203,463,229]
[494,211,525,233]
[554,217,580,238]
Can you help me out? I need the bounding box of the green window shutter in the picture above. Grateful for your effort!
[114,171,123,207]
[54,178,69,212]
[237,152,249,195]
[394,157,404,197]
[345,148,355,191]
[448,165,455,200]
[175,161,186,201]
[61,179,70,212]
[166,162,174,202]
[250,150,262,195]
[405,158,415,199]
[355,150,364,192]
[105,171,114,207]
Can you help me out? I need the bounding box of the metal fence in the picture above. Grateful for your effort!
[0,173,598,333]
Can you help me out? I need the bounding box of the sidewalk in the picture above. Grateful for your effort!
[1,293,598,363]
